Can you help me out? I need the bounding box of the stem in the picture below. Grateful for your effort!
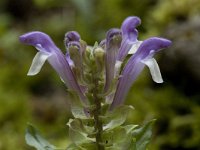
[92,77,104,150]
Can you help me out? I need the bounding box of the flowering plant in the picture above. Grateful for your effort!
[19,16,171,150]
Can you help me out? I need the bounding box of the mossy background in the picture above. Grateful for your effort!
[0,0,200,149]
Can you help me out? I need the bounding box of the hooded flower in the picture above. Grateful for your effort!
[64,31,84,84]
[104,28,122,92]
[117,16,142,61]
[19,31,88,105]
[110,37,172,110]
[104,17,141,93]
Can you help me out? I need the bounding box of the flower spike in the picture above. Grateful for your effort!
[19,31,88,105]
[20,16,172,150]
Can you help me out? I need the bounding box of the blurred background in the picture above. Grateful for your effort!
[0,0,200,149]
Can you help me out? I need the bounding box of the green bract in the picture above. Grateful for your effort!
[25,124,62,150]
[26,118,155,150]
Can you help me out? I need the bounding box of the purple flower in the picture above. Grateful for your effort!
[104,17,142,93]
[117,16,141,61]
[104,28,122,92]
[65,52,75,68]
[110,37,172,110]
[64,31,81,67]
[64,31,84,84]
[64,31,80,45]
[19,31,88,105]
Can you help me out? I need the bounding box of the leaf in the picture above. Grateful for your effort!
[102,127,133,149]
[105,146,121,150]
[129,138,137,150]
[25,124,58,150]
[79,142,97,150]
[103,105,134,130]
[67,118,95,136]
[132,119,156,150]
[67,141,97,150]
[69,128,95,146]
[124,125,138,134]
[71,106,88,119]
[66,143,82,150]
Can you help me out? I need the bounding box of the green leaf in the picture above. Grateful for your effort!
[124,125,138,134]
[25,124,58,150]
[69,128,95,146]
[66,143,80,150]
[71,104,97,120]
[102,127,133,149]
[105,138,137,150]
[67,118,95,136]
[132,119,156,150]
[105,146,121,150]
[71,106,88,119]
[103,105,134,130]
[67,142,97,150]
[129,138,137,150]
[79,142,97,150]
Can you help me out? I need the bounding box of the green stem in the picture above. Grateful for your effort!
[92,77,104,150]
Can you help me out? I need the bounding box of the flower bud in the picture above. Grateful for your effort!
[67,41,83,84]
[106,29,122,48]
[104,28,122,92]
[82,45,93,66]
[64,31,80,47]
[93,47,105,73]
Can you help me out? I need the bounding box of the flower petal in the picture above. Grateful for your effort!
[135,37,172,59]
[114,60,122,78]
[128,41,143,54]
[121,16,141,41]
[141,58,163,83]
[19,31,57,53]
[20,31,88,105]
[117,16,141,61]
[65,31,80,44]
[104,28,122,92]
[110,60,145,110]
[27,51,51,76]
[66,52,75,68]
[111,37,172,110]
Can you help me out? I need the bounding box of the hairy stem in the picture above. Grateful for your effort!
[92,77,104,150]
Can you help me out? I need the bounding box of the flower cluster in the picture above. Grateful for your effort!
[19,16,171,109]
[20,16,171,150]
